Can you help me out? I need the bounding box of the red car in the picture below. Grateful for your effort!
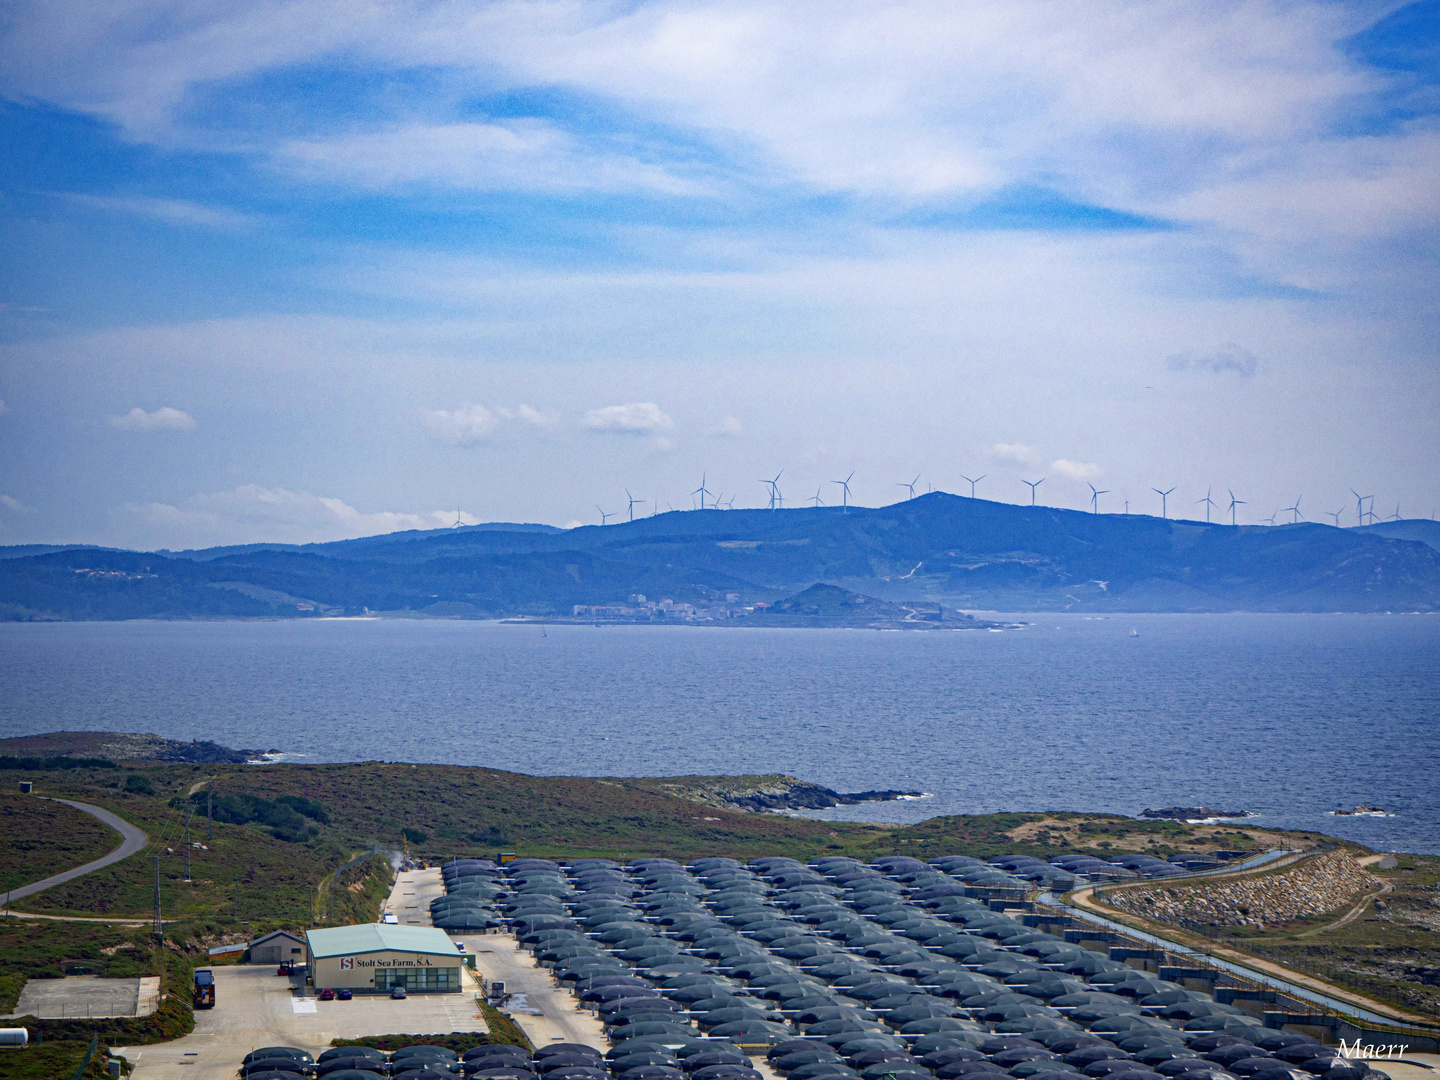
[318,988,335,1001]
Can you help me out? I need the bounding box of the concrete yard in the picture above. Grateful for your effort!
[389,866,608,1050]
[2,975,160,1020]
[114,964,487,1080]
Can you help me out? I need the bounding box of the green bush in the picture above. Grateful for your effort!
[181,791,328,843]
[123,775,154,796]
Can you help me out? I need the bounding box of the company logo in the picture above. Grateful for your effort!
[1338,1040,1407,1060]
[334,955,433,969]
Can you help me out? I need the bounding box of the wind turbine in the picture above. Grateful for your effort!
[450,514,464,528]
[960,474,986,499]
[625,488,643,523]
[1327,507,1345,526]
[898,474,920,500]
[1227,489,1245,526]
[1022,478,1044,505]
[1264,510,1279,526]
[1196,487,1217,523]
[1390,503,1402,522]
[692,473,714,510]
[1088,482,1109,514]
[832,471,855,512]
[809,486,824,508]
[1283,495,1304,523]
[759,471,783,510]
[1153,486,1175,519]
[597,506,614,525]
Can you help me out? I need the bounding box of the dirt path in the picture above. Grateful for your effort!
[2,798,148,909]
[1295,879,1393,938]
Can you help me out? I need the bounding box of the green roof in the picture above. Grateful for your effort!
[306,924,457,958]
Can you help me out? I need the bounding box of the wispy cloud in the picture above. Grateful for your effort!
[1166,344,1260,378]
[707,415,742,437]
[585,402,674,434]
[1,494,28,512]
[127,485,477,546]
[421,402,555,444]
[277,122,708,197]
[56,192,254,230]
[110,406,196,431]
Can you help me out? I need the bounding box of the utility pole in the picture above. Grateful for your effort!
[152,856,163,941]
[207,790,213,842]
[184,823,191,882]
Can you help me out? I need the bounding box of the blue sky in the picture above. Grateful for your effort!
[0,0,1437,546]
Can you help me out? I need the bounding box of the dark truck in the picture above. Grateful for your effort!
[193,968,215,1009]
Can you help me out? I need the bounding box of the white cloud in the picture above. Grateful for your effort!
[422,403,497,444]
[422,402,556,444]
[989,442,1040,465]
[1166,344,1259,378]
[1,494,26,512]
[496,404,557,428]
[585,402,674,434]
[109,406,196,431]
[127,485,477,546]
[56,192,254,230]
[1051,458,1100,480]
[707,415,742,437]
[0,398,7,413]
[278,122,706,197]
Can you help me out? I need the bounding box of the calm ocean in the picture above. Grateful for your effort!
[1,614,1436,853]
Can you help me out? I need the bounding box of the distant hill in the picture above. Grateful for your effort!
[735,583,1004,628]
[1362,519,1440,552]
[2,494,1438,618]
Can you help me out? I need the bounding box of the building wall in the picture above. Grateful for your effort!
[307,948,461,993]
[250,938,305,964]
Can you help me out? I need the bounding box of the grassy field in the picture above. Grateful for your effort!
[0,794,118,893]
[0,921,158,1011]
[8,761,1300,914]
[0,1039,117,1080]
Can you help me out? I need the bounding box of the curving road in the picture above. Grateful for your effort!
[2,798,148,907]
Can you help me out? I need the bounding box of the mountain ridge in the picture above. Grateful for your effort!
[2,493,1438,617]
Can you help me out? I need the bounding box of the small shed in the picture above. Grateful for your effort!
[248,930,306,965]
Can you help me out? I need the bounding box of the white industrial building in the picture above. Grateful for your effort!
[304,924,462,994]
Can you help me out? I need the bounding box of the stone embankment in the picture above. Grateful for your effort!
[1106,850,1379,928]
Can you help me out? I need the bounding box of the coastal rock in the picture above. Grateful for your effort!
[646,773,923,812]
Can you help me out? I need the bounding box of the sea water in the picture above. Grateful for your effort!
[1,614,1435,852]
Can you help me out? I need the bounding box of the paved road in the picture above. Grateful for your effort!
[3,798,148,907]
[389,868,608,1050]
[115,965,485,1080]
